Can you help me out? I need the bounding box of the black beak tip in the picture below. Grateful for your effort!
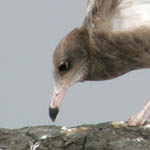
[49,107,59,122]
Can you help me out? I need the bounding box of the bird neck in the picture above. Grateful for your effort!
[86,28,150,81]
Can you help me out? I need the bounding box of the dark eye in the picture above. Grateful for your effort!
[58,61,69,72]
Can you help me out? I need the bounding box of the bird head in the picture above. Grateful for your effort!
[49,28,90,121]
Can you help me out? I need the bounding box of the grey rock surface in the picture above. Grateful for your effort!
[0,122,150,150]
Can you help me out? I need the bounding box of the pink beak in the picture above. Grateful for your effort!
[49,86,67,121]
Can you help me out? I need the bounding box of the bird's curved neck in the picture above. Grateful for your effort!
[86,28,150,81]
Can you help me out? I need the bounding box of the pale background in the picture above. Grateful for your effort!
[0,0,150,129]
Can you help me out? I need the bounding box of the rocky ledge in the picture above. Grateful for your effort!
[0,122,150,150]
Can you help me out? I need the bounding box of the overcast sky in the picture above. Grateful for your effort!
[0,0,150,129]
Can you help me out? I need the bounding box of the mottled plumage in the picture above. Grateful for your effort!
[49,0,150,123]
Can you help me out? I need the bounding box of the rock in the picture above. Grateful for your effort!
[0,122,150,150]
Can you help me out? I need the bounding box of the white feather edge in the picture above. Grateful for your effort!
[86,0,96,14]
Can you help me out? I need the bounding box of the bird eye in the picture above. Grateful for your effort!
[58,61,69,73]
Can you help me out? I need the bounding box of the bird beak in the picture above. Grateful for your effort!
[49,84,67,121]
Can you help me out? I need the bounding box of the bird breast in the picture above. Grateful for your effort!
[87,0,150,31]
[112,0,150,31]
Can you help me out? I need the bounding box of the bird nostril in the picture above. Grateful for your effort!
[51,101,56,108]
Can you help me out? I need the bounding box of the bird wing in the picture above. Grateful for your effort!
[85,0,150,32]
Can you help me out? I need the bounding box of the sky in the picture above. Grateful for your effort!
[0,0,150,129]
